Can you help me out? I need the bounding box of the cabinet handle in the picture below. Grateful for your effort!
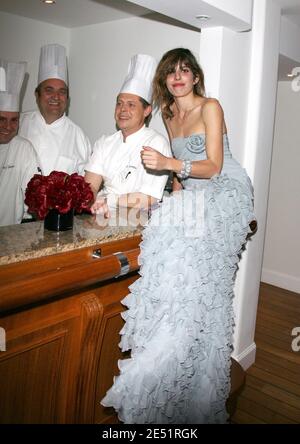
[113,252,130,277]
[92,249,102,258]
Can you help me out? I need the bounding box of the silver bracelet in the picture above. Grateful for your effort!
[177,159,192,179]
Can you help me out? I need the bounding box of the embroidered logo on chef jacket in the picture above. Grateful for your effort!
[1,164,15,169]
[120,165,137,182]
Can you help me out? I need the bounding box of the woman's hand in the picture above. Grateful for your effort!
[141,146,170,171]
[90,196,110,218]
[172,175,183,192]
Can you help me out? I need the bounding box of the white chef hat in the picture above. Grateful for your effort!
[38,43,68,85]
[0,60,27,112]
[119,54,157,103]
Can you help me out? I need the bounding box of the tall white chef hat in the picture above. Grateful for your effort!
[119,54,157,103]
[38,43,68,85]
[0,60,27,112]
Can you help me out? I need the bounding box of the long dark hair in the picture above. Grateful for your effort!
[153,48,205,120]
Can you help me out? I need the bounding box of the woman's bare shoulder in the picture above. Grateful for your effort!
[202,97,223,111]
[201,98,224,121]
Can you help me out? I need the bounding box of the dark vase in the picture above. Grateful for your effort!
[44,208,74,232]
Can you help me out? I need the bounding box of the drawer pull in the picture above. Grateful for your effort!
[113,252,130,277]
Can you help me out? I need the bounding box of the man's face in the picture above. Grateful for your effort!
[35,78,68,124]
[0,111,19,144]
[114,93,151,138]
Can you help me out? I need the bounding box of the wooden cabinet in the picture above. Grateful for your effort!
[0,217,246,423]
[0,235,141,424]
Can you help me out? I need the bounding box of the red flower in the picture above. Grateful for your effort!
[25,171,94,220]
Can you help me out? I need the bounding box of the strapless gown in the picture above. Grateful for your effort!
[101,134,254,424]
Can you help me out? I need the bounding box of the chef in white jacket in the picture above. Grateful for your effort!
[0,60,40,226]
[19,44,91,175]
[85,54,171,217]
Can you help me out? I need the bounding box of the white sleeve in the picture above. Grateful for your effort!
[20,140,41,220]
[21,141,40,193]
[138,134,172,200]
[84,136,106,176]
[77,133,92,176]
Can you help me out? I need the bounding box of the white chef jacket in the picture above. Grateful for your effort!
[0,135,40,226]
[19,110,91,176]
[85,126,171,200]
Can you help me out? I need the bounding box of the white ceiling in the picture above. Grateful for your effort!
[1,0,300,80]
[0,0,249,30]
[1,0,300,29]
[0,0,151,28]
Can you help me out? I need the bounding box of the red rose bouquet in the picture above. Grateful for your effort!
[25,171,94,220]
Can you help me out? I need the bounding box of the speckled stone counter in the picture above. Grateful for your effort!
[0,212,145,265]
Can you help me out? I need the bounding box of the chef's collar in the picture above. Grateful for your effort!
[37,109,66,127]
[121,124,146,144]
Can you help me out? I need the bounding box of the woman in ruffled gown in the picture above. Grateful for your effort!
[101,48,255,424]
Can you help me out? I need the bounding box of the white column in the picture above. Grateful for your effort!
[233,0,281,368]
[199,27,224,99]
[200,0,281,369]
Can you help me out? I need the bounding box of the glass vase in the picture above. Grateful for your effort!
[44,208,74,232]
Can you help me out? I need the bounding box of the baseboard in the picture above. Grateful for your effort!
[262,269,300,294]
[232,342,256,371]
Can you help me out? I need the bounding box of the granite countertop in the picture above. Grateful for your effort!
[0,211,147,266]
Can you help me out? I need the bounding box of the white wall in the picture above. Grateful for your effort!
[68,16,200,144]
[280,15,300,63]
[262,81,300,293]
[0,11,70,113]
[0,11,200,143]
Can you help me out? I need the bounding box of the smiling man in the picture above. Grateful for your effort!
[85,54,171,216]
[0,61,40,226]
[19,44,91,175]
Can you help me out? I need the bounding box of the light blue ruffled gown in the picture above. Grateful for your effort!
[101,134,254,424]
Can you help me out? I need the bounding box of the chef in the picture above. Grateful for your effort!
[0,60,40,226]
[85,54,171,216]
[19,43,91,175]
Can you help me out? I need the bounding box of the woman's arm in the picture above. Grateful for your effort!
[172,175,183,191]
[195,98,224,177]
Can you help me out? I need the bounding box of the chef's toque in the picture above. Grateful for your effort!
[119,54,157,103]
[0,60,27,112]
[38,43,68,85]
